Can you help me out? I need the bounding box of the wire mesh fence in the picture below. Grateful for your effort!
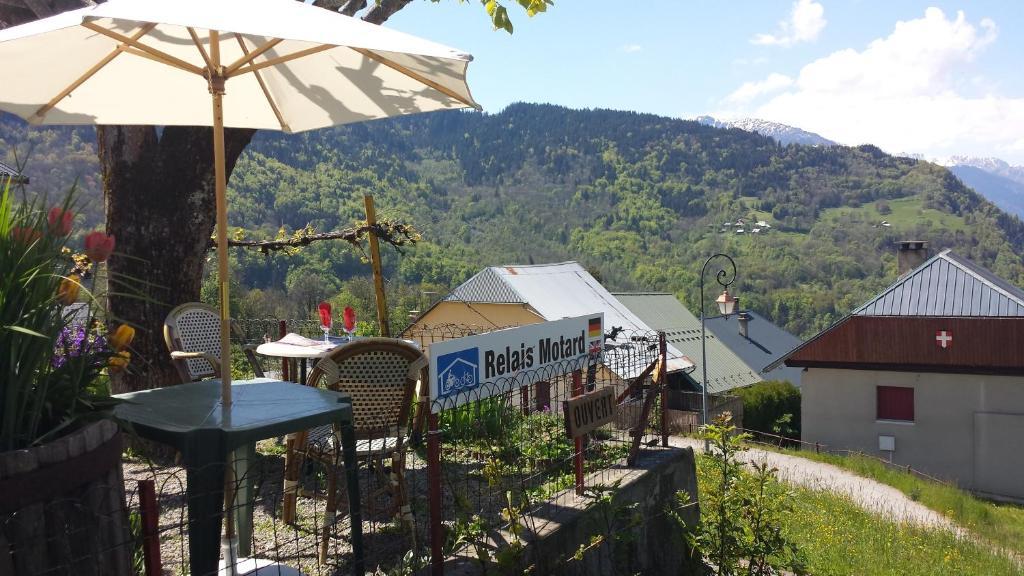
[3,321,675,576]
[422,327,671,572]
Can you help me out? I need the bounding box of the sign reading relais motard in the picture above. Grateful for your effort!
[429,314,604,412]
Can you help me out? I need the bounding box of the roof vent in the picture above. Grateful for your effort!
[897,241,929,278]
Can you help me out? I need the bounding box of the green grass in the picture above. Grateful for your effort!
[694,453,1023,575]
[775,447,1024,558]
[785,485,1022,576]
[820,196,968,232]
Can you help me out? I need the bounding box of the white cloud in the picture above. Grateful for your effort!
[724,8,1024,163]
[621,44,643,53]
[726,73,793,104]
[752,0,826,47]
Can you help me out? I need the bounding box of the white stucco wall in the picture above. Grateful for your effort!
[801,368,1024,499]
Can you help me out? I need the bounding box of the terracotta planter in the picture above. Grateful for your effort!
[0,420,132,576]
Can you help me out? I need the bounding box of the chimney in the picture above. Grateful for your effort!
[737,311,751,339]
[897,241,929,277]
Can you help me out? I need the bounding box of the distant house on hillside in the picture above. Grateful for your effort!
[404,262,694,380]
[705,309,803,387]
[771,242,1024,501]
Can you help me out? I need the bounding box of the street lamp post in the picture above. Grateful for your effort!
[699,253,738,436]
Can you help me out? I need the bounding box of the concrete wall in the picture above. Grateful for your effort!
[439,447,701,576]
[801,367,1024,499]
[526,447,701,576]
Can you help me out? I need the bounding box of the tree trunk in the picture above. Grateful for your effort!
[99,125,254,393]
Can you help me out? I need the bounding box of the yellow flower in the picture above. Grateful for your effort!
[108,350,131,373]
[57,275,81,306]
[109,324,135,352]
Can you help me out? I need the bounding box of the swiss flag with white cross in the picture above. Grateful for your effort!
[935,330,953,349]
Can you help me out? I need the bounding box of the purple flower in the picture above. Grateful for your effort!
[52,325,107,369]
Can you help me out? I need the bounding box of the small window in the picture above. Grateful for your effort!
[877,386,914,422]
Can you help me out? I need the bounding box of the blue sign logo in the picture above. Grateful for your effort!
[437,347,479,399]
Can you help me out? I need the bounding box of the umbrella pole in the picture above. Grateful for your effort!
[210,33,239,572]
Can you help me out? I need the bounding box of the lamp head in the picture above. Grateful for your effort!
[716,289,737,317]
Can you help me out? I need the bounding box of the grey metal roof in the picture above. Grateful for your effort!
[614,293,761,394]
[443,267,525,304]
[853,249,1024,317]
[704,310,804,387]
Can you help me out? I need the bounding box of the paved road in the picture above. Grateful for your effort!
[669,436,960,532]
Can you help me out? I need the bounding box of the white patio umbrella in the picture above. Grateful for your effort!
[0,0,478,406]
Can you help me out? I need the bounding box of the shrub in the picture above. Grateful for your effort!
[736,380,801,437]
[671,414,805,575]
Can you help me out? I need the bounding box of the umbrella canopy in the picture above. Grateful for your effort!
[0,0,477,407]
[0,0,477,130]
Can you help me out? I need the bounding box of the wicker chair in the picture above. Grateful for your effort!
[163,302,265,383]
[300,338,427,562]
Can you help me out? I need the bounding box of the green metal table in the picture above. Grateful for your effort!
[114,378,364,576]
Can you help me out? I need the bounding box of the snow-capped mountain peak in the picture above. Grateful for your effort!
[694,116,836,147]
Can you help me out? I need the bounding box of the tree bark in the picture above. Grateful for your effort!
[99,126,254,393]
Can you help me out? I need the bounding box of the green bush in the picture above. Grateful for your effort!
[736,380,801,437]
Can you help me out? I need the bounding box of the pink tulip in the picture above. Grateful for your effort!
[47,207,74,236]
[84,231,115,263]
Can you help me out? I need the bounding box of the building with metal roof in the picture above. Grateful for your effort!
[613,293,761,394]
[774,242,1024,501]
[853,249,1024,317]
[704,309,803,387]
[405,262,694,379]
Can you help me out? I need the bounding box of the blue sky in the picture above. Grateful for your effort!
[388,1,1024,164]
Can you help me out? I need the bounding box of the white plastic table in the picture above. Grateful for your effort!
[256,333,356,385]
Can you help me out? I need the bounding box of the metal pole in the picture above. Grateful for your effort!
[428,413,443,576]
[572,369,585,495]
[658,331,668,447]
[698,253,737,451]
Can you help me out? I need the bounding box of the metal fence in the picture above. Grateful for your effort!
[419,327,670,574]
[3,321,674,576]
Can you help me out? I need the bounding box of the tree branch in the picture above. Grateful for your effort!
[361,0,413,25]
[338,0,366,17]
[213,221,420,255]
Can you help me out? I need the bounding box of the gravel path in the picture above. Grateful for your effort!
[669,436,961,533]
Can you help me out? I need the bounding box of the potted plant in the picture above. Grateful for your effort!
[0,180,137,576]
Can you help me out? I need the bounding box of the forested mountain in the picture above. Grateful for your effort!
[4,103,1024,338]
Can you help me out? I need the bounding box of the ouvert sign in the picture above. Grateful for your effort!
[429,314,604,412]
[563,386,617,438]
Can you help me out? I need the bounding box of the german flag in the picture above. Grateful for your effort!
[588,316,602,338]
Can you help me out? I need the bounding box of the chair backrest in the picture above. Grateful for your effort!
[164,302,221,383]
[308,338,427,440]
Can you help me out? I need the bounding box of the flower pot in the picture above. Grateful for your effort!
[0,420,132,576]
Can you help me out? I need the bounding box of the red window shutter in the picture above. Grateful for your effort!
[877,386,914,421]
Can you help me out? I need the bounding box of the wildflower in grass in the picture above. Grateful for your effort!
[57,274,81,305]
[83,231,115,262]
[47,207,74,236]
